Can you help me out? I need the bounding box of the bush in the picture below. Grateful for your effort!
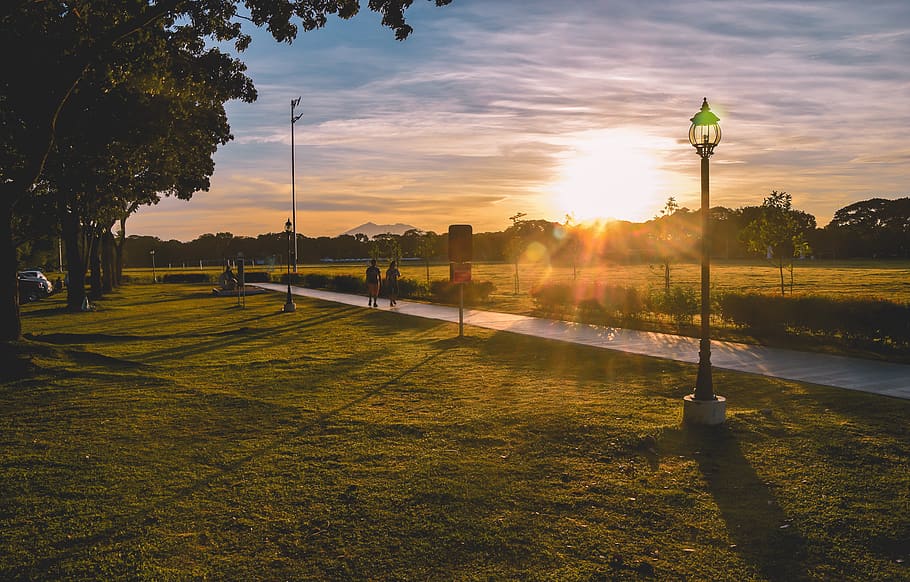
[303,273,332,289]
[530,283,643,320]
[162,273,211,283]
[429,280,494,305]
[716,292,910,346]
[648,287,699,324]
[331,275,365,294]
[395,278,428,299]
[530,284,574,312]
[278,273,306,284]
[241,271,271,283]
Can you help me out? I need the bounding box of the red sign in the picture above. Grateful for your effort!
[451,263,472,283]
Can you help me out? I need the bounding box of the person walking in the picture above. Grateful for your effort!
[365,259,382,307]
[385,260,401,307]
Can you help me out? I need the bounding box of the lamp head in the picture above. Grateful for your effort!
[285,218,292,233]
[688,98,721,157]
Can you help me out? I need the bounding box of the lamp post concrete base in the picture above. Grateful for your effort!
[283,301,296,313]
[683,394,726,425]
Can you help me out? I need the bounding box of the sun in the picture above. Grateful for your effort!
[547,129,671,224]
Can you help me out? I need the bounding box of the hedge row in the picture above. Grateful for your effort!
[162,273,210,283]
[279,272,436,300]
[530,282,910,347]
[429,280,495,305]
[530,283,698,324]
[161,271,272,284]
[717,292,910,345]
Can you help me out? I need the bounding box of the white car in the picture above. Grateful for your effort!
[18,270,53,294]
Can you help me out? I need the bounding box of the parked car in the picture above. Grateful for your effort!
[19,277,51,303]
[19,269,54,295]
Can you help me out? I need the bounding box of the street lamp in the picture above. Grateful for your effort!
[149,250,157,283]
[683,98,726,425]
[290,97,303,273]
[283,218,296,313]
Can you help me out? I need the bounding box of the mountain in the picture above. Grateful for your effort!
[340,222,419,238]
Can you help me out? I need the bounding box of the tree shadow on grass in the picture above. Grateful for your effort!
[28,344,453,575]
[659,424,809,581]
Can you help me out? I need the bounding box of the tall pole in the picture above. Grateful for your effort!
[290,98,302,273]
[684,98,724,425]
[284,219,296,313]
[694,153,713,400]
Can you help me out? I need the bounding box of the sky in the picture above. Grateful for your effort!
[128,0,910,241]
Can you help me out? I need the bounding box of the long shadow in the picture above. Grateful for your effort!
[137,306,362,364]
[31,346,451,573]
[659,425,809,581]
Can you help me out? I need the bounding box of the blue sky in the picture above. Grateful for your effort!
[129,0,910,240]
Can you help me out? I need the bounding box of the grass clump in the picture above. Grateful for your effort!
[1,284,908,579]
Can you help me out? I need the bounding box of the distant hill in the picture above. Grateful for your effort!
[341,222,419,238]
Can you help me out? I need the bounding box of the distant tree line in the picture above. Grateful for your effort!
[65,195,905,272]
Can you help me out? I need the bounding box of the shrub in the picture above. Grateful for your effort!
[302,273,332,289]
[331,275,365,294]
[530,282,643,320]
[716,292,910,346]
[162,273,211,283]
[649,287,699,324]
[530,284,574,312]
[396,278,428,299]
[278,273,306,284]
[241,271,271,283]
[429,280,494,305]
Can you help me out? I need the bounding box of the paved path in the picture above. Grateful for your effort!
[255,283,910,400]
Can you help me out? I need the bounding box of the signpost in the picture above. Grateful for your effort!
[448,225,472,338]
[237,252,246,308]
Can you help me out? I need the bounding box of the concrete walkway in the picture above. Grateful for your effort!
[255,283,910,400]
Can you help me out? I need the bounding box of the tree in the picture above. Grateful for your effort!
[38,16,253,310]
[1,0,451,341]
[826,197,910,258]
[404,228,437,286]
[506,213,527,294]
[563,213,579,280]
[650,197,687,292]
[740,191,814,295]
[374,232,402,264]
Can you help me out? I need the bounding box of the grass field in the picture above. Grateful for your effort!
[3,284,908,579]
[134,258,910,304]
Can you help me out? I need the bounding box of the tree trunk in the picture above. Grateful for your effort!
[778,259,785,296]
[114,215,128,285]
[61,210,87,312]
[0,195,21,341]
[102,228,115,292]
[88,229,102,299]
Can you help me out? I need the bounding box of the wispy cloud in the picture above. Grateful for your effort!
[129,0,910,240]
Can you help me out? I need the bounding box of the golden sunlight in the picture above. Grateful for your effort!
[547,129,672,224]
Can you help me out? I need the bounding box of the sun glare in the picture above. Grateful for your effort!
[547,129,671,224]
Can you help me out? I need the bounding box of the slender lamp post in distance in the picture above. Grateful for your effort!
[290,97,303,273]
[283,218,296,313]
[149,250,157,284]
[683,98,726,425]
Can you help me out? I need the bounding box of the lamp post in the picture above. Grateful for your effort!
[290,97,303,273]
[683,98,726,425]
[283,218,296,313]
[149,250,156,283]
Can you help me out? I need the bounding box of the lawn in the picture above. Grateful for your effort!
[2,284,908,579]
[133,258,910,304]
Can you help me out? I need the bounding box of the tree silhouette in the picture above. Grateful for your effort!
[741,191,812,295]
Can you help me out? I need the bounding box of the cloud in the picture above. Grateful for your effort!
[127,0,910,240]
